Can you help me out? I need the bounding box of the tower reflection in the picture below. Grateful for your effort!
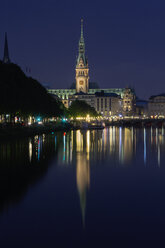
[74,130,90,226]
[76,153,90,226]
[67,128,136,225]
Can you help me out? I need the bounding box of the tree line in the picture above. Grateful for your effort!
[0,61,63,119]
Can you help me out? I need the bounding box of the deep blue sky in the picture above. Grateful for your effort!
[1,0,165,99]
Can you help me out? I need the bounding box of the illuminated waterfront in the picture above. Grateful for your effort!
[0,127,165,247]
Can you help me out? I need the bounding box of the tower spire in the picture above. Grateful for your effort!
[81,18,84,41]
[3,32,10,64]
[78,19,85,55]
[75,19,89,94]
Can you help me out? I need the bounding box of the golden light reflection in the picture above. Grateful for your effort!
[109,126,113,154]
[76,130,83,152]
[119,127,122,163]
[122,128,134,164]
[150,127,165,166]
[86,130,90,161]
[56,127,165,168]
[76,153,90,226]
[29,139,32,162]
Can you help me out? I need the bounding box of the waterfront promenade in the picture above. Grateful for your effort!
[1,118,165,139]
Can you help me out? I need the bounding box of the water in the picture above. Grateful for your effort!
[0,127,165,247]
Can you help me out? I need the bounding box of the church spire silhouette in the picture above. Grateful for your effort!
[3,32,10,64]
[77,18,87,67]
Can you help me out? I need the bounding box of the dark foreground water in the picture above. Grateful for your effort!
[0,127,165,247]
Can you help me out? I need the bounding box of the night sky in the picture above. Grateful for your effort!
[1,0,165,99]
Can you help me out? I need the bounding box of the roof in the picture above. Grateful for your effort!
[74,91,87,96]
[95,91,119,98]
[149,93,165,100]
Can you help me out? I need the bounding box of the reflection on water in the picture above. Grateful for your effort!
[0,134,59,213]
[0,127,165,224]
[75,131,90,226]
[58,127,165,224]
[144,128,147,164]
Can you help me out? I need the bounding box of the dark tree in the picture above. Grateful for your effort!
[69,100,98,118]
[0,61,63,118]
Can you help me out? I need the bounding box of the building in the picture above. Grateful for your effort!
[48,86,124,108]
[135,100,148,118]
[75,19,89,94]
[148,94,165,118]
[47,20,125,106]
[47,20,135,118]
[94,91,122,117]
[69,92,95,108]
[122,88,136,117]
[68,91,122,118]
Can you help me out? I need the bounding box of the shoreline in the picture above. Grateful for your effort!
[0,119,165,140]
[0,123,72,140]
[106,119,165,128]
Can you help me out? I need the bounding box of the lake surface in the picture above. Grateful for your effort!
[0,127,165,247]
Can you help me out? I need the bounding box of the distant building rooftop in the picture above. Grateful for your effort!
[95,91,119,98]
[74,91,88,96]
[149,93,165,100]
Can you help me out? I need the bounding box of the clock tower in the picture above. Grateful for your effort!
[76,19,89,94]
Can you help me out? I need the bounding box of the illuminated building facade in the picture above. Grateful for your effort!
[122,88,136,117]
[148,94,165,118]
[48,87,125,110]
[94,92,122,117]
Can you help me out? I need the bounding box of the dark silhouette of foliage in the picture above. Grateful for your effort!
[0,61,63,117]
[68,100,98,118]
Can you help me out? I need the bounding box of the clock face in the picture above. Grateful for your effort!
[79,81,84,86]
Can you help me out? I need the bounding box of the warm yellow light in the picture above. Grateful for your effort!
[86,114,90,122]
